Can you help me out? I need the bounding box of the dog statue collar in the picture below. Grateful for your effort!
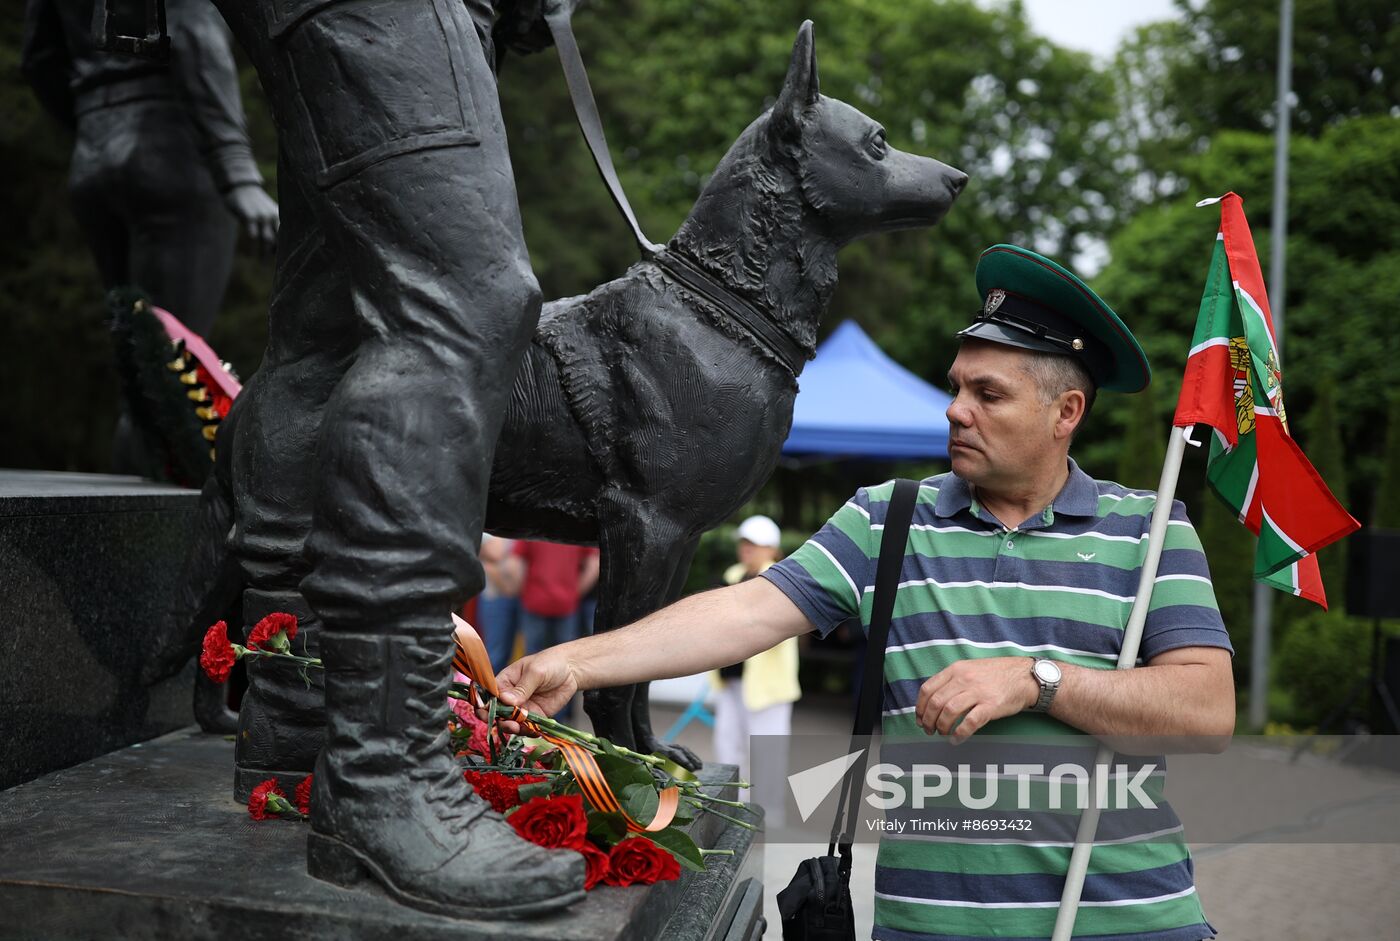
[651,249,810,379]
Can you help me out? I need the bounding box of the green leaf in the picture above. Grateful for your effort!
[644,828,706,873]
[619,782,659,827]
[592,754,657,792]
[587,811,626,846]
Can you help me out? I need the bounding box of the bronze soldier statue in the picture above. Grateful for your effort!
[208,0,586,916]
[21,0,279,473]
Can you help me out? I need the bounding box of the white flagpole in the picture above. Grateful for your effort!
[1050,423,1196,940]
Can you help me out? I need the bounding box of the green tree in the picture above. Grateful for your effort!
[1275,608,1371,728]
[1167,0,1400,139]
[1114,381,1167,491]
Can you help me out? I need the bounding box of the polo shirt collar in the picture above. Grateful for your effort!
[1054,458,1100,518]
[933,458,1099,522]
[933,472,974,519]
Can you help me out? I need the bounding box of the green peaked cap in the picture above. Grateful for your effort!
[964,244,1150,393]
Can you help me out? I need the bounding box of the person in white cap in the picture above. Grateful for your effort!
[711,516,800,819]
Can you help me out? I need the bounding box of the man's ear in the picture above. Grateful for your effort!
[769,20,820,146]
[1054,389,1087,440]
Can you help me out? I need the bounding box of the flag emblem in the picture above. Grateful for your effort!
[1228,336,1255,436]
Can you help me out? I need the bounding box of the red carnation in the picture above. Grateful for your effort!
[507,795,588,850]
[248,778,289,820]
[603,837,680,887]
[295,774,314,816]
[247,612,298,651]
[199,620,237,683]
[465,770,546,814]
[577,840,611,890]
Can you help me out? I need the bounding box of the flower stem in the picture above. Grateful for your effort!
[243,649,322,669]
[698,849,735,857]
[684,792,749,809]
[450,686,671,768]
[684,799,756,830]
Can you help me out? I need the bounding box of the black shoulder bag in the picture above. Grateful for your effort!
[776,478,920,941]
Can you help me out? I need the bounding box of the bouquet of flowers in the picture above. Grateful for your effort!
[200,612,753,890]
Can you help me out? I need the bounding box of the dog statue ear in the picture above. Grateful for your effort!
[770,20,820,145]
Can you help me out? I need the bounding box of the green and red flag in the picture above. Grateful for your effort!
[1173,192,1358,608]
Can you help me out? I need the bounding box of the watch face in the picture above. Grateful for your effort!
[1034,659,1062,683]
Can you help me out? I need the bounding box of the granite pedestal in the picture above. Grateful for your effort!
[0,728,764,940]
[0,471,201,790]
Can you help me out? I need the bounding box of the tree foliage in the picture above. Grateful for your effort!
[1167,0,1400,139]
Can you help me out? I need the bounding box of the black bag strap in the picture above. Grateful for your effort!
[828,478,920,857]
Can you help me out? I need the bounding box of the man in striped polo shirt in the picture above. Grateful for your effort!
[499,244,1235,940]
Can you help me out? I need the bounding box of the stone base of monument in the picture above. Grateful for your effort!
[0,728,765,940]
[0,471,201,791]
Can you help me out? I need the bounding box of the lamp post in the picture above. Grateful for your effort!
[1250,0,1293,731]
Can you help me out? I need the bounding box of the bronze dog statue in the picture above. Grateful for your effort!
[483,21,967,767]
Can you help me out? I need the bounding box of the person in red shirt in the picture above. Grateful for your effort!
[506,541,599,720]
[507,540,599,650]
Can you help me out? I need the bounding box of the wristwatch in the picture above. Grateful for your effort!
[1029,658,1062,713]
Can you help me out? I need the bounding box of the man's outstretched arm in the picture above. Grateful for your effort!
[497,576,813,717]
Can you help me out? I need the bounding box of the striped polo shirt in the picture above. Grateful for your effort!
[763,461,1231,941]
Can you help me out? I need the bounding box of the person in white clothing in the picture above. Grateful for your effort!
[710,515,800,823]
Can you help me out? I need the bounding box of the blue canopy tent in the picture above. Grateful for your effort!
[782,320,952,460]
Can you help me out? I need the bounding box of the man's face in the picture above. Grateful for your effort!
[945,340,1063,493]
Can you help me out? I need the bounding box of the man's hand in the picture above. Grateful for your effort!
[222,184,279,255]
[916,657,1037,744]
[497,647,580,721]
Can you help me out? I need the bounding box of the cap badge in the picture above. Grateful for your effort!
[984,289,1006,316]
[1071,338,1084,351]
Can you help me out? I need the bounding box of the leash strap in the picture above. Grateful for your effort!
[828,478,920,854]
[544,5,663,258]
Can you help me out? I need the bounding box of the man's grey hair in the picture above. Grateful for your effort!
[1018,351,1097,437]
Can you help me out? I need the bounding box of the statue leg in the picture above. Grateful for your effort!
[585,493,690,755]
[629,537,704,770]
[227,171,350,800]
